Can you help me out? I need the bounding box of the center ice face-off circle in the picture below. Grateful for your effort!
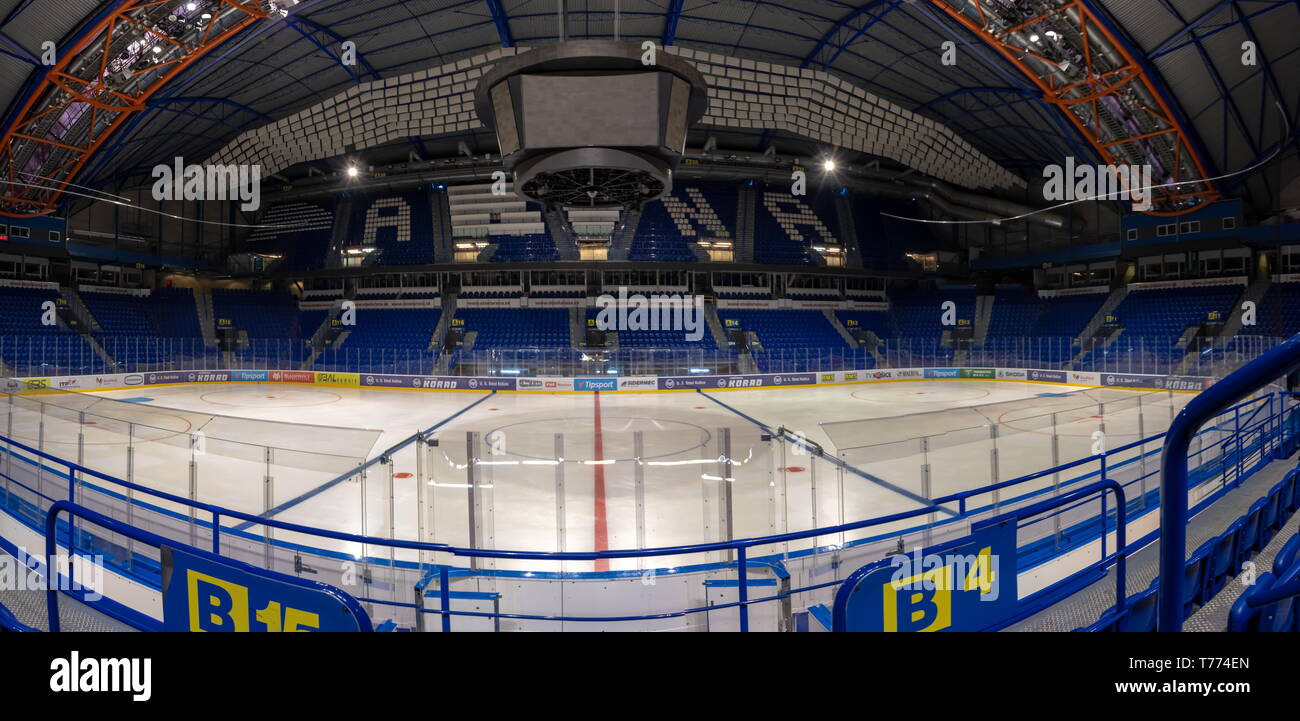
[197,387,343,408]
[479,415,714,462]
[850,382,992,404]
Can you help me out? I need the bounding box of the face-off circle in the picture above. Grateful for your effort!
[197,387,343,409]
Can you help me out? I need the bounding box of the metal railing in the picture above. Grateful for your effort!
[3,387,1292,631]
[1157,332,1300,631]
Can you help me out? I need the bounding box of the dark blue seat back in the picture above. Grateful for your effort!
[1116,586,1160,632]
[1206,525,1239,598]
[1259,563,1299,632]
[1261,492,1280,538]
[1237,504,1262,559]
[1275,533,1300,576]
[1228,572,1275,632]
[1182,551,1206,613]
[1282,472,1298,513]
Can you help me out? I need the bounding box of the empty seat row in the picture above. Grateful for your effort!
[1076,471,1299,632]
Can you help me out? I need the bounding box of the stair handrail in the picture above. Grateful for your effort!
[1158,332,1300,631]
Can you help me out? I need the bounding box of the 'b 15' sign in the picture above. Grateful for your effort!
[161,546,369,632]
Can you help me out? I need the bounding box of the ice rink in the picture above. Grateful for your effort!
[6,378,1198,572]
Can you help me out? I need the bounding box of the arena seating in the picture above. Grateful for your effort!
[834,309,895,340]
[0,286,107,375]
[456,308,569,349]
[1075,470,1299,632]
[336,308,441,350]
[1236,280,1300,339]
[717,309,852,371]
[585,307,719,350]
[247,201,335,272]
[298,309,330,340]
[212,288,303,338]
[350,189,436,266]
[490,233,559,262]
[82,291,170,367]
[847,193,921,271]
[754,189,841,266]
[1077,283,1241,372]
[631,184,738,262]
[885,287,977,364]
[981,287,1106,365]
[143,287,204,339]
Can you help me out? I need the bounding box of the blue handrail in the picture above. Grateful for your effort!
[1158,332,1300,632]
[43,500,374,633]
[831,479,1127,632]
[0,384,1287,630]
[0,395,1254,568]
[0,390,1271,566]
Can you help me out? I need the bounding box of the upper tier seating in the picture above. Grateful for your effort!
[352,190,436,266]
[247,201,334,272]
[754,189,841,266]
[490,233,559,263]
[631,184,738,262]
[848,193,920,272]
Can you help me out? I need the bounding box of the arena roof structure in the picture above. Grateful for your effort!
[0,0,1296,219]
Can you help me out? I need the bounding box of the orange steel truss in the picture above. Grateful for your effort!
[930,0,1220,216]
[0,0,268,217]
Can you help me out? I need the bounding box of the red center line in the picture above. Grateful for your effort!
[592,390,610,571]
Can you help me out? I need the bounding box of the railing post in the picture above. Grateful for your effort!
[126,422,135,573]
[439,564,451,632]
[988,424,1000,512]
[737,546,749,633]
[1051,412,1062,549]
[1234,406,1242,487]
[1100,453,1108,559]
[67,467,77,587]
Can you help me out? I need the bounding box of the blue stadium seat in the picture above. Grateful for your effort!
[1203,524,1239,600]
[247,200,335,271]
[1273,533,1300,577]
[631,183,737,262]
[1077,284,1240,373]
[753,187,841,266]
[1116,584,1160,632]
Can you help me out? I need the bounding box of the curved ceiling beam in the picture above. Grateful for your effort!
[928,0,1221,215]
[0,31,38,65]
[148,96,273,124]
[284,14,380,83]
[484,0,513,48]
[663,0,684,46]
[802,0,901,70]
[0,0,269,217]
